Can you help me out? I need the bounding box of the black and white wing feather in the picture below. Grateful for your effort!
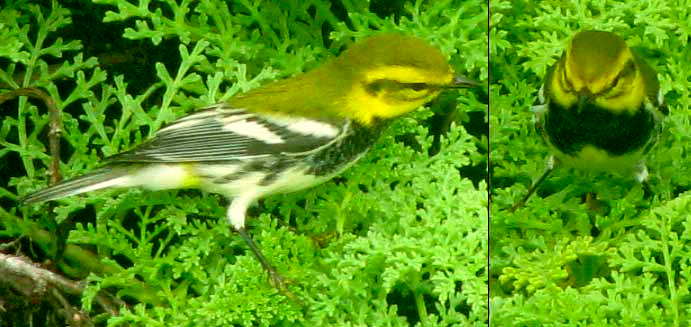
[109,104,347,163]
[20,104,352,204]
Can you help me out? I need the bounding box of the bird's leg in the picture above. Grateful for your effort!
[236,228,303,305]
[509,155,558,212]
[227,198,303,305]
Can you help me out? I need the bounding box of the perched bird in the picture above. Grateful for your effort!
[510,30,664,211]
[20,34,477,298]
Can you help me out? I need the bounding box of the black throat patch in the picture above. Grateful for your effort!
[544,101,656,156]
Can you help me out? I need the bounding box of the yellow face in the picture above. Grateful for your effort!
[236,34,475,125]
[345,64,456,125]
[549,31,647,114]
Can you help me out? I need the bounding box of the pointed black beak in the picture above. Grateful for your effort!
[448,74,480,89]
[578,94,589,113]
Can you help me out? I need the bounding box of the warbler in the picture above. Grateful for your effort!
[510,30,664,211]
[19,34,477,297]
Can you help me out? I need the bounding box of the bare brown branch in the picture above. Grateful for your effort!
[0,252,123,321]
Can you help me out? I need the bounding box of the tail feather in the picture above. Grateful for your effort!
[19,165,135,205]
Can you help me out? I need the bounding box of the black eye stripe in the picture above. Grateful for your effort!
[560,69,572,91]
[404,82,429,91]
[364,79,434,94]
[611,59,635,87]
[557,57,573,91]
[364,79,395,95]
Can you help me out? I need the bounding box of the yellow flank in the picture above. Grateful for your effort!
[157,164,201,188]
[181,166,201,188]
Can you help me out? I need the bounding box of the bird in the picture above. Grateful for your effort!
[510,30,665,211]
[19,33,477,299]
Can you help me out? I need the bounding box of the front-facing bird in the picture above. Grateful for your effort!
[510,30,664,211]
[19,34,476,298]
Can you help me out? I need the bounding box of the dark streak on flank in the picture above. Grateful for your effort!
[306,120,385,176]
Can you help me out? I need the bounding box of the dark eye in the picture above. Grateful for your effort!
[365,79,395,95]
[407,83,427,91]
[613,59,635,88]
[612,75,621,87]
[561,70,572,91]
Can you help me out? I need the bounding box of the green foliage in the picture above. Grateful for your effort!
[490,0,691,325]
[1,0,487,325]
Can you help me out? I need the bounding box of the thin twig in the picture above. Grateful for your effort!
[51,288,94,327]
[0,252,124,317]
[0,87,62,184]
